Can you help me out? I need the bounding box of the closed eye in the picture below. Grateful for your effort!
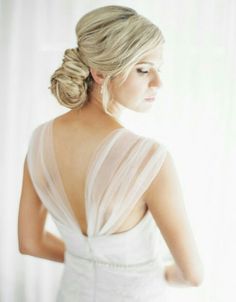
[136,68,162,75]
[137,68,149,74]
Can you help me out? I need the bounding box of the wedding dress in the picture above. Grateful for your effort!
[26,118,169,301]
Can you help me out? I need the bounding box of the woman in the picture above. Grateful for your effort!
[18,5,204,301]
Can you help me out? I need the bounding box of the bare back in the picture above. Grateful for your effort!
[52,110,147,237]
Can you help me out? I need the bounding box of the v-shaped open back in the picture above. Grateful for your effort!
[26,118,168,239]
[50,118,128,237]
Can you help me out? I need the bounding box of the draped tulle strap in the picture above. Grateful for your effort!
[26,121,80,230]
[26,119,168,238]
[87,132,168,235]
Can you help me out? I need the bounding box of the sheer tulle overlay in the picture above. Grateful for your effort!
[26,118,169,301]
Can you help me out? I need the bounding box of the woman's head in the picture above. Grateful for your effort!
[49,5,165,119]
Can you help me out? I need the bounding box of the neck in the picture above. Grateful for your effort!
[71,89,124,128]
[83,85,123,123]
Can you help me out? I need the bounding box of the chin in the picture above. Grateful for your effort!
[141,107,152,112]
[132,106,152,113]
[120,100,152,113]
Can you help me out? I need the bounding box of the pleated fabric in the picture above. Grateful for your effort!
[26,118,169,301]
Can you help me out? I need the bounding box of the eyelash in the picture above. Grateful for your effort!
[137,68,161,75]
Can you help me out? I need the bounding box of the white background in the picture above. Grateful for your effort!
[1,0,236,301]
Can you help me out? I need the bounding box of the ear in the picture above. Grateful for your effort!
[89,67,106,85]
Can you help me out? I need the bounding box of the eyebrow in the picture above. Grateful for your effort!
[135,61,163,67]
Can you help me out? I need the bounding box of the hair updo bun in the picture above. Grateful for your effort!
[49,5,165,116]
[49,47,92,109]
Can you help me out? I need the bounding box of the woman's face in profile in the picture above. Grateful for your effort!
[110,45,164,112]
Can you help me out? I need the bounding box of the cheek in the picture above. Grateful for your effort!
[118,74,147,99]
[110,72,149,108]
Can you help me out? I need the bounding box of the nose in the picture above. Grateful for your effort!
[149,70,162,88]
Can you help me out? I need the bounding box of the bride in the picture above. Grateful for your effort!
[18,5,204,301]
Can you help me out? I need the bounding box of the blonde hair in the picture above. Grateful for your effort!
[49,5,165,118]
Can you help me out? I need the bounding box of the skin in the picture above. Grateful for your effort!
[108,45,163,114]
[18,45,204,286]
[77,44,164,124]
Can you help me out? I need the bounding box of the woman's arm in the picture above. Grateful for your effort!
[18,156,65,263]
[144,150,204,287]
[21,231,65,263]
[164,263,201,287]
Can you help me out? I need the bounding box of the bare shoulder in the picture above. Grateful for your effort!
[52,110,73,126]
[143,149,204,283]
[144,149,180,210]
[53,109,124,132]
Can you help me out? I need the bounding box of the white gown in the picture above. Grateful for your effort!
[26,118,169,301]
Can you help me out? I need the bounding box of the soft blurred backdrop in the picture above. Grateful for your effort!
[1,0,235,301]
